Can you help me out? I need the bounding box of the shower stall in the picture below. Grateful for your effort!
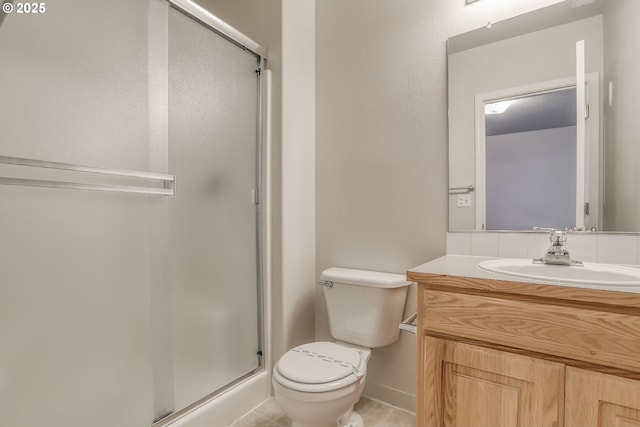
[0,0,268,426]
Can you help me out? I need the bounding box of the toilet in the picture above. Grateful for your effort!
[272,267,411,427]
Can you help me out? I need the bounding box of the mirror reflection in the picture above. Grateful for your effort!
[485,88,577,231]
[448,0,640,232]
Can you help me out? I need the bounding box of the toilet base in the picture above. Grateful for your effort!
[338,410,364,427]
[290,410,364,427]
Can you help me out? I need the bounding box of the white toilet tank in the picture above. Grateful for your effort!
[320,267,411,348]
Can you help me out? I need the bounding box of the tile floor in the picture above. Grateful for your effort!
[229,396,415,427]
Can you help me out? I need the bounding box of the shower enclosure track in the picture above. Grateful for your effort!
[0,155,176,195]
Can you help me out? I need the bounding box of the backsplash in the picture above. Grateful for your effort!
[447,232,640,265]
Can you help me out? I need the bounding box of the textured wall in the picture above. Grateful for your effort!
[315,0,445,410]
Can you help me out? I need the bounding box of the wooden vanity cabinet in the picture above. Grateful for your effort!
[421,337,564,427]
[565,367,640,427]
[409,271,640,427]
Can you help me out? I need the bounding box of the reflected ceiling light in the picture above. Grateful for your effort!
[570,0,597,9]
[485,100,512,115]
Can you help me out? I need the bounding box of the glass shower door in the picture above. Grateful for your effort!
[167,7,262,411]
[0,0,264,425]
[0,1,160,426]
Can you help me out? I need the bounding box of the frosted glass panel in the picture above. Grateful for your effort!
[168,9,261,410]
[0,1,263,424]
[0,0,154,171]
[0,190,155,427]
[0,0,160,425]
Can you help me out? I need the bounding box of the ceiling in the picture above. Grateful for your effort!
[486,87,577,136]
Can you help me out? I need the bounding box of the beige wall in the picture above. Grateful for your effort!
[315,0,565,411]
[279,0,317,356]
[315,0,445,410]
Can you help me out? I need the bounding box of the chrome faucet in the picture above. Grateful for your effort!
[533,228,583,266]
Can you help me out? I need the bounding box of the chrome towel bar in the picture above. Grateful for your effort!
[0,155,175,196]
[448,184,475,194]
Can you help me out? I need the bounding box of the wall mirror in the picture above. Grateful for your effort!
[447,0,639,233]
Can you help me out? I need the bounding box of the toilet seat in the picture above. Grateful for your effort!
[274,342,368,393]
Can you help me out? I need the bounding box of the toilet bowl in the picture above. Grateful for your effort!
[272,267,411,427]
[272,341,371,427]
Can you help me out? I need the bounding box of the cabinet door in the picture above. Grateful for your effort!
[419,337,564,427]
[565,367,640,427]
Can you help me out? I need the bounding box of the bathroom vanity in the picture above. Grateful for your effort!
[408,255,640,427]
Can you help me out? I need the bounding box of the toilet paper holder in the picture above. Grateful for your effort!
[399,312,417,335]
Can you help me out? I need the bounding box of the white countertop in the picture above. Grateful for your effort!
[409,255,640,294]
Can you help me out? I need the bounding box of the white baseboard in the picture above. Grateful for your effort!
[362,382,416,413]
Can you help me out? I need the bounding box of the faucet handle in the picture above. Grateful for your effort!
[532,227,582,266]
[532,226,555,232]
[533,227,566,245]
[549,230,566,245]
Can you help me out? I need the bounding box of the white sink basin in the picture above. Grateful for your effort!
[478,258,640,286]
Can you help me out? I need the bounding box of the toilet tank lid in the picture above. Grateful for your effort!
[320,267,411,288]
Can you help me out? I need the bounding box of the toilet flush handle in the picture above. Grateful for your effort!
[319,280,334,289]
